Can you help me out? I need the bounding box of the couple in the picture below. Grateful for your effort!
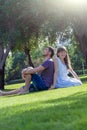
[0,46,82,96]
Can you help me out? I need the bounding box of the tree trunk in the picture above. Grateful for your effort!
[24,47,34,67]
[0,65,5,90]
[0,41,11,90]
[74,33,87,63]
[27,52,34,68]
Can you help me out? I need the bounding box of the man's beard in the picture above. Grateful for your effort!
[43,54,47,57]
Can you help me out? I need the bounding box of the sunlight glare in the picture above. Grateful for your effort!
[66,0,85,6]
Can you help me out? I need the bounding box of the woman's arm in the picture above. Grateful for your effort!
[69,67,81,81]
[49,58,58,89]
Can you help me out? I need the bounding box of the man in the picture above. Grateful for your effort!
[0,46,54,96]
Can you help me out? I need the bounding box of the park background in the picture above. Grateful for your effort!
[0,0,87,130]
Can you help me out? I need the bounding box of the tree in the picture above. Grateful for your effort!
[0,0,49,89]
[0,0,21,89]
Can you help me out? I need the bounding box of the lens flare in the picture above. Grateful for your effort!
[66,0,85,6]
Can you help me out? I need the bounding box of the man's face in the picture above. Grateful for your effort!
[43,48,50,57]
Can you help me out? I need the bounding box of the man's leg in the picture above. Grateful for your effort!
[31,74,48,91]
[0,74,32,96]
[18,74,32,94]
[0,88,22,96]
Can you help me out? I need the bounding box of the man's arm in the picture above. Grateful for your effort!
[49,58,58,90]
[23,65,45,75]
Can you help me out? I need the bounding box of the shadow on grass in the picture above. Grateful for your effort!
[0,91,87,130]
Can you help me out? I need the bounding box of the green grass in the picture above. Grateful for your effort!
[0,80,87,130]
[80,75,87,82]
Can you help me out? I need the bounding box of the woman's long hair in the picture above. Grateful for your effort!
[57,46,71,69]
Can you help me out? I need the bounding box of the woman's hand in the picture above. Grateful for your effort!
[69,68,81,81]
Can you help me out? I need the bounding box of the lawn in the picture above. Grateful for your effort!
[0,77,87,130]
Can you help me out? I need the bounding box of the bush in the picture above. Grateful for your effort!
[6,69,87,85]
[5,79,24,85]
[75,69,87,75]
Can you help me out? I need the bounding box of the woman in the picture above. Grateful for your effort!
[51,46,82,89]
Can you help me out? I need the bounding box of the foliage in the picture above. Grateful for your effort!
[5,51,27,82]
[66,39,86,70]
[75,70,87,76]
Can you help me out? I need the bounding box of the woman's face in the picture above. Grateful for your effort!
[58,50,67,59]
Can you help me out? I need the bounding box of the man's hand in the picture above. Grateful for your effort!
[22,67,33,79]
[22,67,33,74]
[22,68,27,79]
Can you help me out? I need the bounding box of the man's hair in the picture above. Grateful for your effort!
[47,46,54,57]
